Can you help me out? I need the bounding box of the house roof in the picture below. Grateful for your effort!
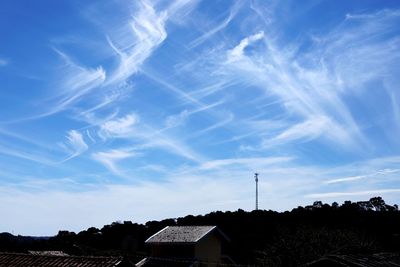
[306,253,400,267]
[28,251,69,256]
[0,252,134,267]
[145,226,229,244]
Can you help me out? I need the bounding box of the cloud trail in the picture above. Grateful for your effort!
[325,169,400,184]
[60,130,89,162]
[99,113,139,139]
[92,149,136,176]
[188,1,243,48]
[106,1,168,85]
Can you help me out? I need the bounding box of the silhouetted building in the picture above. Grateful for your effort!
[137,226,231,267]
[0,252,134,266]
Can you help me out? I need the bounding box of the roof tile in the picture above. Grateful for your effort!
[145,226,218,244]
[0,252,131,267]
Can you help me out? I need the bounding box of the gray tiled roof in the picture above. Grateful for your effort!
[28,251,69,256]
[0,252,134,267]
[306,253,400,267]
[145,226,219,244]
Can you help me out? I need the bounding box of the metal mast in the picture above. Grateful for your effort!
[255,173,259,210]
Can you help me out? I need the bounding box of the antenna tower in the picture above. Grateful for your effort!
[255,173,259,210]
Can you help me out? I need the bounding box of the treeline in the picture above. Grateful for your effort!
[1,197,399,266]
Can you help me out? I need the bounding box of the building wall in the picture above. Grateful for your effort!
[151,244,195,258]
[148,232,224,267]
[194,234,221,267]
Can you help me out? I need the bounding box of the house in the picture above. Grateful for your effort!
[137,226,231,267]
[0,252,135,267]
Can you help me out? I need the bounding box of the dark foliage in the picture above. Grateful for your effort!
[1,197,399,266]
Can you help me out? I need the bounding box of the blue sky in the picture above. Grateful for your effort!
[1,0,400,235]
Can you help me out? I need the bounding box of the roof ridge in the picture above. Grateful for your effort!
[145,225,226,244]
[144,225,170,243]
[194,226,216,242]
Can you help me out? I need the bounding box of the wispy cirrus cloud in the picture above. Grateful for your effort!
[10,0,179,123]
[99,113,139,139]
[106,1,168,85]
[60,130,89,162]
[227,31,265,60]
[92,149,137,176]
[197,7,400,152]
[190,113,234,138]
[144,132,204,163]
[188,1,243,49]
[222,34,363,148]
[200,156,293,170]
[96,113,204,163]
[258,115,355,149]
[164,100,224,128]
[325,168,400,184]
[305,157,400,201]
[32,50,106,119]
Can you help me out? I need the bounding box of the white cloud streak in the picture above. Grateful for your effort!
[191,113,234,138]
[200,156,293,170]
[145,133,204,163]
[228,31,265,60]
[99,113,139,139]
[34,50,106,119]
[106,1,167,85]
[197,8,400,151]
[164,100,224,128]
[97,113,204,163]
[221,31,364,148]
[188,1,242,48]
[60,130,89,162]
[325,168,400,184]
[263,116,329,146]
[92,149,136,176]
